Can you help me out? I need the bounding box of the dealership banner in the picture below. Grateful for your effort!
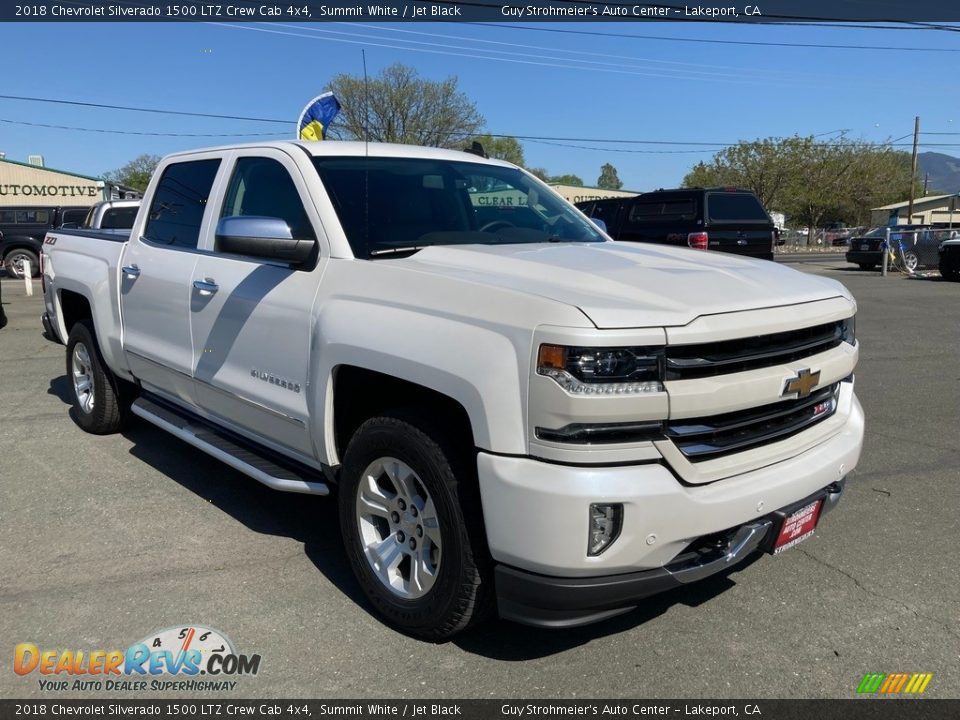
[4,0,960,22]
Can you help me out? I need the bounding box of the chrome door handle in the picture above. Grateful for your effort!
[121,265,140,277]
[192,278,219,295]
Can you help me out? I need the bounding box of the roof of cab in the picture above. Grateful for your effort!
[162,140,516,168]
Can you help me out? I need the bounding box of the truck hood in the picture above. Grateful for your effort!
[397,241,850,328]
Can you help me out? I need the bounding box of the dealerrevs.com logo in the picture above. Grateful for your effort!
[14,625,261,692]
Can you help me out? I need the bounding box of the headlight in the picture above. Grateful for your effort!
[537,344,664,394]
[841,314,856,346]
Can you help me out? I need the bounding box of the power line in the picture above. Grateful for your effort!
[0,94,290,125]
[465,22,960,53]
[339,22,844,81]
[274,23,811,84]
[215,23,920,92]
[4,94,958,150]
[0,117,285,138]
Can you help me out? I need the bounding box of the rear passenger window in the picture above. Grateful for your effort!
[706,194,769,222]
[144,159,220,249]
[61,208,88,226]
[628,200,695,223]
[16,209,50,224]
[219,157,315,242]
[102,207,138,229]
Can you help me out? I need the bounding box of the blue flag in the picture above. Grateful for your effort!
[298,92,341,141]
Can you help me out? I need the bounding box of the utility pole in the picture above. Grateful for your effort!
[923,172,929,195]
[907,116,920,222]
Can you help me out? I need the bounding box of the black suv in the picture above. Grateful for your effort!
[0,205,90,278]
[576,187,776,260]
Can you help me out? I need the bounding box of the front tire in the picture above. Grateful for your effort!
[338,411,492,640]
[65,320,132,434]
[4,248,40,279]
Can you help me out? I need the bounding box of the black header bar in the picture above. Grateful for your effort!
[4,0,960,22]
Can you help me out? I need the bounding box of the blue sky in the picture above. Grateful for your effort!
[1,21,958,191]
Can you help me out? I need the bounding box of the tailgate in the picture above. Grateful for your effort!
[706,228,773,258]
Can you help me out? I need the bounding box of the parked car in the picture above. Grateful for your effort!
[576,187,776,260]
[89,199,140,230]
[1,205,90,278]
[821,224,854,247]
[938,234,960,281]
[845,225,952,271]
[60,199,141,232]
[41,141,862,638]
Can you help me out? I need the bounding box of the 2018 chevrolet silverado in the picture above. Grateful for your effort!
[40,141,864,639]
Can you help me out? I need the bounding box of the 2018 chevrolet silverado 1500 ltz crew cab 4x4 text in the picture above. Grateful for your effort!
[40,142,863,639]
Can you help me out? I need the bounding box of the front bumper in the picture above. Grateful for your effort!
[478,389,864,626]
[495,481,844,628]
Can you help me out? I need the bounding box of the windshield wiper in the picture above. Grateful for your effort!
[368,246,425,258]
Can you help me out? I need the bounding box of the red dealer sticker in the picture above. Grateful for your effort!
[772,499,823,555]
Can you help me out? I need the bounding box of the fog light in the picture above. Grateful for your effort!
[588,503,623,556]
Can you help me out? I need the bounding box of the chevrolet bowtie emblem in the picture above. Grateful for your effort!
[783,368,821,398]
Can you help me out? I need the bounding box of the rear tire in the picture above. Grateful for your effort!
[65,320,132,434]
[338,410,492,640]
[857,263,876,271]
[4,248,40,279]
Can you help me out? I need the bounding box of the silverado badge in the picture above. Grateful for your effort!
[783,368,821,399]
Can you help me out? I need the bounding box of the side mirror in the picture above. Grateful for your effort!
[591,218,608,234]
[215,216,315,265]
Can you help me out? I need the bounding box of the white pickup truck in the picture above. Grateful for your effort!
[40,141,863,639]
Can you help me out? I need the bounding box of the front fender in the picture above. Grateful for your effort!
[313,297,531,464]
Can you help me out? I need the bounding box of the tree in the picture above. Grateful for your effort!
[548,174,584,186]
[326,63,484,148]
[526,167,549,181]
[469,134,525,166]
[103,154,161,192]
[682,135,913,229]
[597,163,623,190]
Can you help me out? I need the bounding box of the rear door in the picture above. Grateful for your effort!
[703,191,774,259]
[188,149,325,459]
[120,156,222,405]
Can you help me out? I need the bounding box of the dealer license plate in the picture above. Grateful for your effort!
[772,499,823,555]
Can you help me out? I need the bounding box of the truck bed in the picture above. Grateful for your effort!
[41,228,132,378]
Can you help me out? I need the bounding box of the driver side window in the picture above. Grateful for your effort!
[220,157,316,244]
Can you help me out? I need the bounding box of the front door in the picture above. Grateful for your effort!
[189,150,325,459]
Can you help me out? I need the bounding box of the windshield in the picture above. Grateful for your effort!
[312,156,604,257]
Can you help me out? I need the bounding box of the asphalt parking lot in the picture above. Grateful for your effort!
[0,261,957,700]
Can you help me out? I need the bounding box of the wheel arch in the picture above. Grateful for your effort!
[330,365,477,468]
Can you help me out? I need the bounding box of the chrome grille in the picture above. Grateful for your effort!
[664,321,843,379]
[666,383,840,461]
